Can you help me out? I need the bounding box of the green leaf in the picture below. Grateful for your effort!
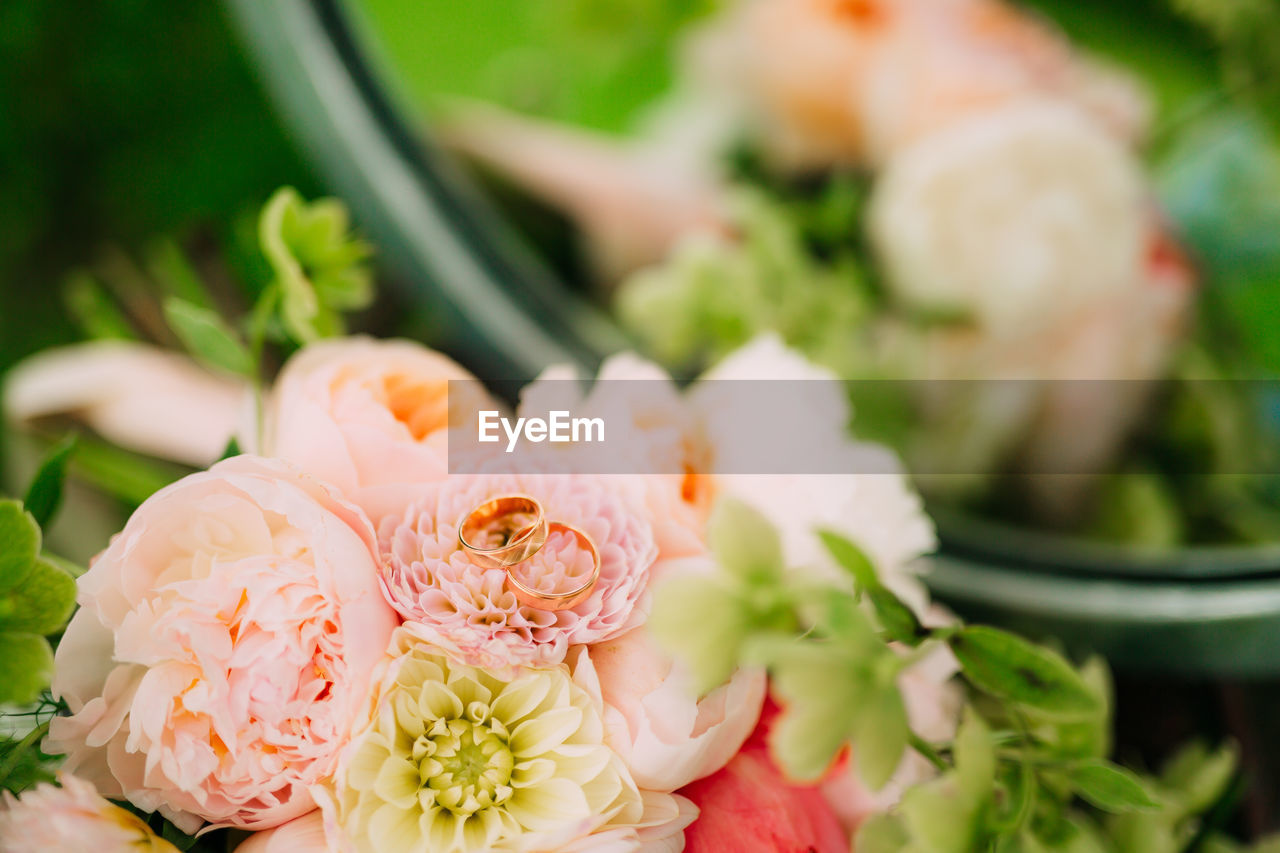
[163,297,253,377]
[707,498,782,585]
[23,434,77,529]
[855,814,912,853]
[0,633,54,705]
[1066,759,1161,814]
[853,681,909,791]
[61,271,137,341]
[219,436,242,461]
[949,627,1101,718]
[0,558,76,635]
[760,638,871,781]
[819,529,924,644]
[145,239,214,310]
[650,573,749,695]
[0,501,40,594]
[1157,741,1238,818]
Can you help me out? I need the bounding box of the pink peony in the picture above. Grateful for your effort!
[259,337,478,524]
[678,703,849,853]
[0,773,178,853]
[588,587,767,792]
[47,456,399,833]
[378,473,657,671]
[235,811,329,853]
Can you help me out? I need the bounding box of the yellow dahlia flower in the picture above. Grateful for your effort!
[325,625,646,852]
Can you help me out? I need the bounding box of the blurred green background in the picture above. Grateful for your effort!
[0,1,316,375]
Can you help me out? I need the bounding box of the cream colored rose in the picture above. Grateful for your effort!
[259,337,478,524]
[868,103,1146,338]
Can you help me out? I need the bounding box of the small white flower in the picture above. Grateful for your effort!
[868,103,1147,338]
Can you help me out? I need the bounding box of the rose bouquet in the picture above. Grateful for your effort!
[423,0,1280,547]
[0,190,1275,851]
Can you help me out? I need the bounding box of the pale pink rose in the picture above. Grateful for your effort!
[259,337,478,524]
[47,456,399,833]
[587,582,767,791]
[0,772,178,853]
[378,473,657,671]
[235,811,329,853]
[4,341,247,467]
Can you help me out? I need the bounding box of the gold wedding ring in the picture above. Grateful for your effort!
[505,522,601,612]
[457,495,548,570]
[458,495,601,611]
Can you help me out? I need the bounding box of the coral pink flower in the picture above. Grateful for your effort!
[48,456,399,833]
[259,337,479,524]
[678,703,849,853]
[378,473,657,671]
[0,773,178,853]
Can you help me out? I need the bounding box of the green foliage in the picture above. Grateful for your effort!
[163,298,254,377]
[650,499,795,694]
[22,435,77,529]
[259,187,373,345]
[617,189,875,372]
[948,626,1100,720]
[653,511,1252,851]
[0,500,76,706]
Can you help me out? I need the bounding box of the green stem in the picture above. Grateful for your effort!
[0,719,50,789]
[909,731,949,773]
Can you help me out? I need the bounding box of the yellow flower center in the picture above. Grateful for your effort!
[413,717,514,816]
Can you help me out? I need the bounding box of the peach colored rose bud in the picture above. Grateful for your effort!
[0,773,178,853]
[258,337,478,525]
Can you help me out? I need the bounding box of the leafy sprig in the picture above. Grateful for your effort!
[652,498,1272,851]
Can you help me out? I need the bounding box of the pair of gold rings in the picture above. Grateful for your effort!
[457,495,600,611]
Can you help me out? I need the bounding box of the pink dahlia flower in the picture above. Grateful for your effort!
[379,473,657,671]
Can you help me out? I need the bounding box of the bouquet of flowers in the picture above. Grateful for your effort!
[435,0,1280,546]
[0,190,1272,852]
